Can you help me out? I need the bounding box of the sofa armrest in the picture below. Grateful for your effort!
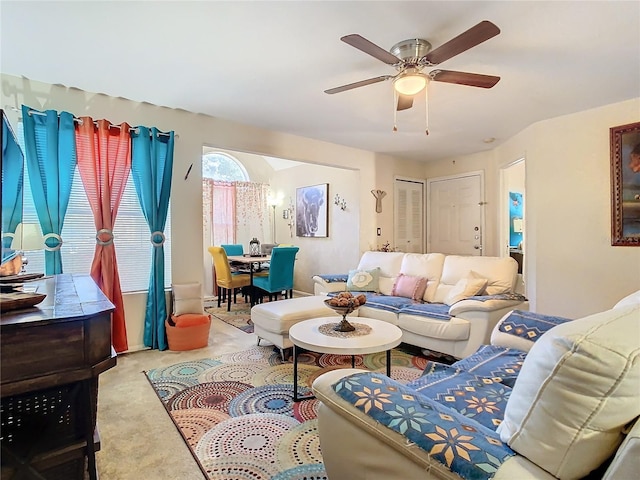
[312,274,348,295]
[490,309,572,352]
[603,417,640,480]
[449,298,528,316]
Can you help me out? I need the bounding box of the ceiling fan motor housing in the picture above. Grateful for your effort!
[390,39,432,66]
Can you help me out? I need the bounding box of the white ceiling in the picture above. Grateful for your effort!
[2,1,639,162]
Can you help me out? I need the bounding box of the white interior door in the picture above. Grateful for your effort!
[427,172,484,255]
[394,177,425,253]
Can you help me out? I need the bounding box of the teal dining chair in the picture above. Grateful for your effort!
[252,246,299,302]
[221,244,247,273]
[221,244,244,256]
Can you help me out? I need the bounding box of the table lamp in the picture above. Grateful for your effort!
[10,222,44,273]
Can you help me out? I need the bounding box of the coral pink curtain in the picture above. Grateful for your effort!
[75,118,131,353]
[203,179,236,246]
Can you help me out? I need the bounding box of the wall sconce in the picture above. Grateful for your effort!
[283,197,295,238]
[334,194,347,211]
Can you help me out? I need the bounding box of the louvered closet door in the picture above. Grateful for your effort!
[394,178,425,253]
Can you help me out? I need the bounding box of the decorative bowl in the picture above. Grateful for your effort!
[324,299,359,332]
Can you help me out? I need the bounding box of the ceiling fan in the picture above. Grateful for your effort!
[325,21,501,125]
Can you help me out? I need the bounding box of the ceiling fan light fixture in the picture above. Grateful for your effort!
[394,71,427,96]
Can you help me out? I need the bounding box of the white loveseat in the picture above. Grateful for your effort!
[312,291,640,480]
[312,251,528,358]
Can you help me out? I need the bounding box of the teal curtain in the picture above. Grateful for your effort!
[21,106,76,274]
[131,127,174,350]
[1,113,24,263]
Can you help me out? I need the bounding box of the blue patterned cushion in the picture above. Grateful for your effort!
[399,302,452,321]
[452,345,527,388]
[333,372,514,479]
[408,366,510,430]
[498,310,570,342]
[317,274,348,283]
[361,294,415,313]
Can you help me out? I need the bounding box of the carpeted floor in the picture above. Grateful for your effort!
[206,302,253,334]
[144,344,430,480]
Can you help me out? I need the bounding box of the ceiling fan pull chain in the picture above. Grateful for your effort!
[425,85,430,135]
[393,89,398,132]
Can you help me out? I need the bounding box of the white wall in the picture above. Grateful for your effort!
[427,99,640,317]
[270,163,361,293]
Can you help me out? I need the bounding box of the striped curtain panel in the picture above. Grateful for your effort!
[131,127,175,351]
[21,105,76,274]
[75,117,131,353]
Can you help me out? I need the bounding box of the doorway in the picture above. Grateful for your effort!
[500,159,526,290]
[394,177,425,253]
[427,171,484,255]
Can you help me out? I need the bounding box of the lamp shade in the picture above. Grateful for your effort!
[10,223,44,251]
[394,72,427,96]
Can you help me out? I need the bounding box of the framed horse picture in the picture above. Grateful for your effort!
[611,121,640,246]
[296,183,328,237]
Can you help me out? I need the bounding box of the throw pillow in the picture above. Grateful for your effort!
[347,267,380,292]
[444,271,488,306]
[173,282,205,315]
[391,273,428,301]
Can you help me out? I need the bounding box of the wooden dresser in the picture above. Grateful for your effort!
[1,274,117,480]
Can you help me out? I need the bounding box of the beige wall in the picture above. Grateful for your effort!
[1,74,425,350]
[427,99,640,317]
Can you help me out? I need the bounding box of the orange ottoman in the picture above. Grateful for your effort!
[166,313,211,351]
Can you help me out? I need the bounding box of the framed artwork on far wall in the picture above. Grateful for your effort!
[611,121,640,246]
[296,183,328,237]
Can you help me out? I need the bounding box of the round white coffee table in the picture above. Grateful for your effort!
[289,316,403,402]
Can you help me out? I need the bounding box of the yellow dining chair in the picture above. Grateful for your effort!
[208,246,251,311]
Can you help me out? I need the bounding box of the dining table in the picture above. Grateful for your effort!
[226,254,270,306]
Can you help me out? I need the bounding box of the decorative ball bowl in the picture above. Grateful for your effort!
[324,299,359,332]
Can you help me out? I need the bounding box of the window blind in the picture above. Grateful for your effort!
[18,123,172,292]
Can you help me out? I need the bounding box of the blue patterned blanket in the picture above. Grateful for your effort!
[333,372,515,479]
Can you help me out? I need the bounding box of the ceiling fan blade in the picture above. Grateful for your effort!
[430,69,500,88]
[324,75,391,94]
[341,34,400,65]
[424,21,500,65]
[397,94,414,111]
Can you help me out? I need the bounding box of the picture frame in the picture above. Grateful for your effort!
[610,121,640,246]
[296,183,328,237]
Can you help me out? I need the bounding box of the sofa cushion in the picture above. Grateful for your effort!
[356,251,405,295]
[398,313,469,341]
[444,271,488,306]
[435,256,517,302]
[347,267,380,292]
[613,289,640,309]
[409,366,511,430]
[391,273,428,301]
[452,344,527,388]
[398,253,446,302]
[497,305,640,480]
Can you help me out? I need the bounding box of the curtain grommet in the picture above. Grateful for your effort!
[43,233,63,251]
[150,231,165,247]
[96,228,114,246]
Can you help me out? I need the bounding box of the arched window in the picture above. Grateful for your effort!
[202,152,248,181]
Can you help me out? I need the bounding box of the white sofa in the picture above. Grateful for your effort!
[312,251,528,358]
[312,291,640,480]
